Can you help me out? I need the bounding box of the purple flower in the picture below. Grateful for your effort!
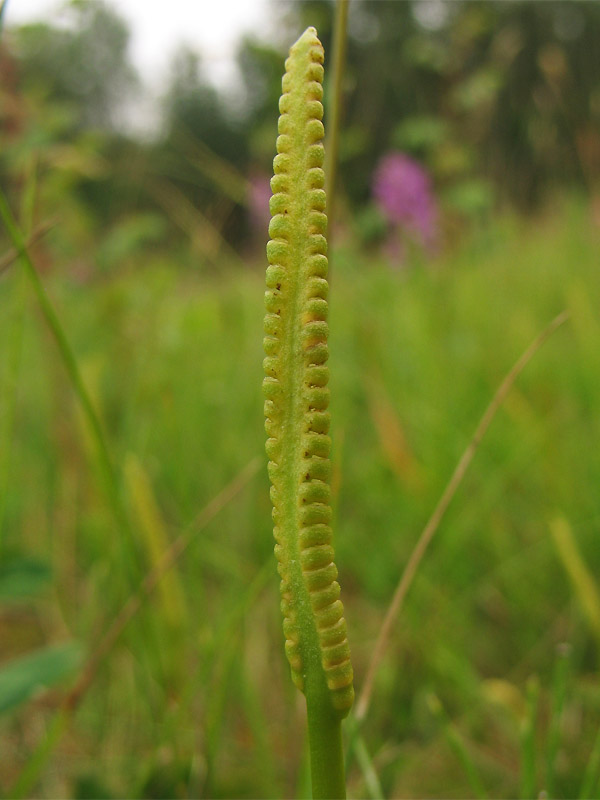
[372,152,438,250]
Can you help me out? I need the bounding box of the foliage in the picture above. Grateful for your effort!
[11,0,138,130]
[2,0,599,264]
[0,192,599,796]
[288,0,600,210]
[1,2,600,797]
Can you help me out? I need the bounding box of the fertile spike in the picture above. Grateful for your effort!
[263,26,354,716]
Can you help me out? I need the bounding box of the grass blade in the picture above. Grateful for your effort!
[428,693,489,800]
[124,453,188,631]
[520,676,540,799]
[550,516,600,642]
[0,189,133,555]
[0,170,44,550]
[325,0,349,235]
[355,310,569,725]
[545,644,571,798]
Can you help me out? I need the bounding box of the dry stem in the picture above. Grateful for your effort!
[355,310,569,724]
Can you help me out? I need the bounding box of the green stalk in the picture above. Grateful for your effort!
[428,694,488,800]
[0,163,37,550]
[344,715,383,800]
[0,189,131,544]
[0,258,26,550]
[545,644,571,797]
[263,27,353,798]
[306,693,346,799]
[520,676,540,799]
[325,0,349,233]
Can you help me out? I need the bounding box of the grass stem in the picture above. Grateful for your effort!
[545,643,571,797]
[520,676,540,799]
[355,310,570,725]
[325,0,349,238]
[428,694,489,799]
[0,189,131,548]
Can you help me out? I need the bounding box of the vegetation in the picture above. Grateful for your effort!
[0,1,599,798]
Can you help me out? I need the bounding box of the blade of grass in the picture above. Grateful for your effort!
[201,630,241,797]
[7,457,260,799]
[520,676,540,799]
[0,184,40,550]
[0,219,56,277]
[366,375,425,492]
[354,731,385,799]
[124,453,188,631]
[344,715,384,800]
[325,0,349,235]
[0,189,132,553]
[428,693,489,800]
[354,310,570,725]
[550,516,600,642]
[545,643,571,798]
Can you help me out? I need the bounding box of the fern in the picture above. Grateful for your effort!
[263,26,353,799]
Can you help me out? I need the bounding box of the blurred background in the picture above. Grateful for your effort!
[1,0,599,797]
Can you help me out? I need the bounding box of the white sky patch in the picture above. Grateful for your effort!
[6,0,272,91]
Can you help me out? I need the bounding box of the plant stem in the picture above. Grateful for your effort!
[354,310,570,726]
[0,188,131,549]
[0,166,40,551]
[0,220,55,276]
[353,727,384,799]
[266,29,354,796]
[520,676,540,799]
[306,692,346,800]
[325,0,349,236]
[546,643,571,797]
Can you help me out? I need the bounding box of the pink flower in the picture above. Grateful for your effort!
[372,152,438,250]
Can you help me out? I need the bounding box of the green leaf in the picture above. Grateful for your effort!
[0,557,52,601]
[0,643,82,715]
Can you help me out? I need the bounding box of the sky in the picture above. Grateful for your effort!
[5,0,273,91]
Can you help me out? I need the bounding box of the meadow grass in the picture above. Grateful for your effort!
[0,194,599,797]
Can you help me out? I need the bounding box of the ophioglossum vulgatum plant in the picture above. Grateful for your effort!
[262,26,354,799]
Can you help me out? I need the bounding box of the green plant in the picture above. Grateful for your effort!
[263,26,353,799]
[2,11,597,798]
[261,24,578,800]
